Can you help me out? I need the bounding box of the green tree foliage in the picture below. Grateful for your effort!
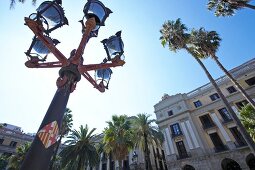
[7,142,31,170]
[60,125,99,170]
[131,113,164,170]
[207,0,255,17]
[103,115,134,170]
[240,104,255,141]
[9,0,37,9]
[0,155,8,170]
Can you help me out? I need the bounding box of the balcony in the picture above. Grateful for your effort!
[176,152,191,160]
[0,144,16,154]
[234,141,247,148]
[222,118,233,124]
[214,145,229,153]
[202,123,216,130]
[171,132,183,139]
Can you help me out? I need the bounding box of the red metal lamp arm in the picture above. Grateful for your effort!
[25,60,63,68]
[24,18,69,66]
[78,59,125,73]
[81,72,97,87]
[71,17,96,65]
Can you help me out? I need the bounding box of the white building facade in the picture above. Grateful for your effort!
[154,58,255,170]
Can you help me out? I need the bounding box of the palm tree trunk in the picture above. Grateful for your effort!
[212,55,255,109]
[49,135,62,170]
[144,134,152,170]
[189,52,255,154]
[241,2,255,10]
[118,159,122,170]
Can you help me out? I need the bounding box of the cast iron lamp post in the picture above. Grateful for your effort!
[21,0,125,169]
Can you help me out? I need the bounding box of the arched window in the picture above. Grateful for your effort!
[221,158,241,170]
[246,153,255,170]
[182,164,195,170]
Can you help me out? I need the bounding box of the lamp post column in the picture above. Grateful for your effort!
[21,66,80,170]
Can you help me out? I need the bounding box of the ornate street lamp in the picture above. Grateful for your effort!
[21,0,125,169]
[29,0,68,34]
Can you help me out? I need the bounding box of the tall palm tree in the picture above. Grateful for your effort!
[131,113,164,170]
[49,108,73,169]
[9,0,37,9]
[159,18,255,153]
[189,27,255,153]
[207,0,255,17]
[240,104,255,141]
[7,142,31,170]
[189,28,255,109]
[60,125,99,170]
[103,115,134,170]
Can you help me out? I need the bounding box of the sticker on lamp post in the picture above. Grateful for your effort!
[37,121,59,148]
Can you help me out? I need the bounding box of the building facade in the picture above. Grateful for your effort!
[154,58,255,170]
[0,123,34,157]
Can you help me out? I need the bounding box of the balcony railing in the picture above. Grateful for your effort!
[214,145,229,153]
[234,141,247,148]
[176,152,191,160]
[202,123,216,130]
[222,118,233,124]
[171,132,183,138]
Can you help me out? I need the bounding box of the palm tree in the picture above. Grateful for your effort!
[189,27,255,153]
[207,0,255,17]
[159,18,255,153]
[131,113,164,170]
[49,108,73,169]
[189,28,255,110]
[0,155,8,170]
[103,115,134,170]
[240,104,255,141]
[9,0,37,9]
[60,125,99,170]
[7,142,31,170]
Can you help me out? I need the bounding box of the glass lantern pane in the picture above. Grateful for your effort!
[106,36,124,58]
[33,38,51,55]
[87,2,105,24]
[96,68,112,80]
[37,2,64,26]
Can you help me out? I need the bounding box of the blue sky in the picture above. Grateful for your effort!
[1,0,255,134]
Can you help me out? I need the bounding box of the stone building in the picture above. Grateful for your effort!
[154,58,255,170]
[0,123,34,157]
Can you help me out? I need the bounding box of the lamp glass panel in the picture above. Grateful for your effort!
[106,36,124,59]
[96,68,112,81]
[37,2,64,26]
[33,38,51,55]
[87,2,105,24]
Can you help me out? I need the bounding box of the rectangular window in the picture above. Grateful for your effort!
[226,86,237,94]
[236,100,248,110]
[209,132,227,152]
[209,93,220,101]
[176,141,189,159]
[199,114,215,129]
[9,141,17,147]
[0,138,4,145]
[218,108,232,122]
[229,127,247,147]
[193,100,202,108]
[245,76,255,86]
[170,123,182,137]
[168,110,173,116]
